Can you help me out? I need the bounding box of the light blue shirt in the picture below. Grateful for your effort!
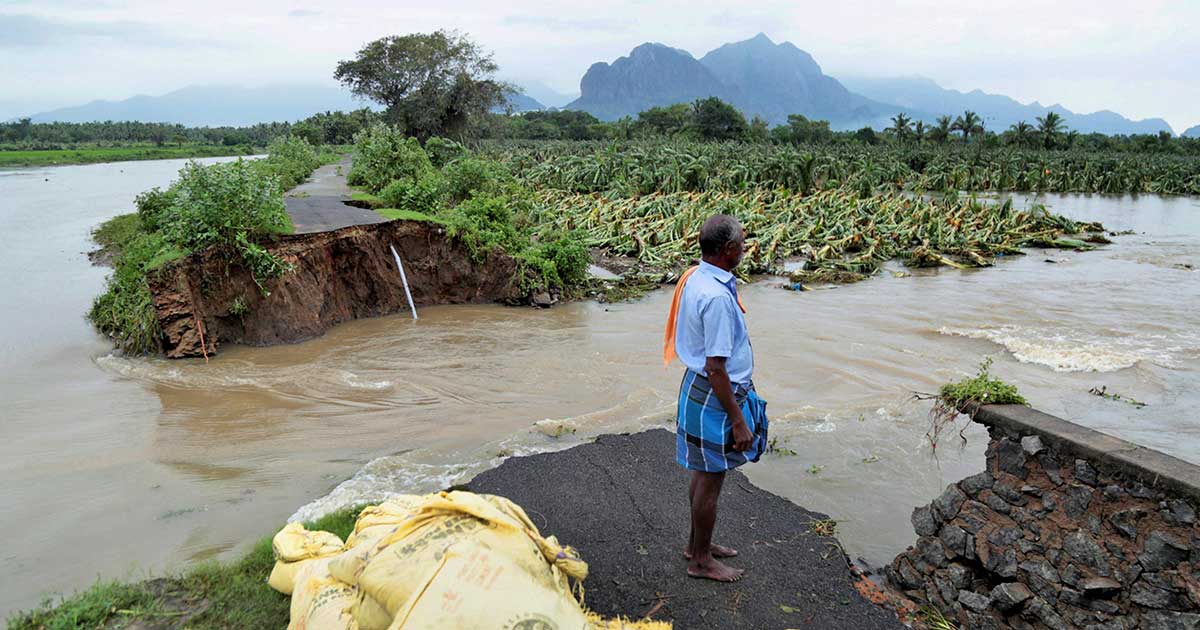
[674,261,754,387]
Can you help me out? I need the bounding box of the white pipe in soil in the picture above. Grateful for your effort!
[390,244,418,321]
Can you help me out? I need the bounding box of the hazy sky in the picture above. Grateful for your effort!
[2,0,1197,132]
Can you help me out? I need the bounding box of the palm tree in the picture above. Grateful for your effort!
[888,113,913,143]
[952,111,983,143]
[1036,112,1065,149]
[913,120,926,145]
[1008,121,1034,148]
[930,115,953,144]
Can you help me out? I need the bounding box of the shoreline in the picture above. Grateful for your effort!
[0,145,260,168]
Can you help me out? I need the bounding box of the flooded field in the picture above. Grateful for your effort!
[1,158,1197,619]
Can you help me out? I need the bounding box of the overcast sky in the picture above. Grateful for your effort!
[2,0,1197,132]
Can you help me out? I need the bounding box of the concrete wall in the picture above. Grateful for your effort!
[887,405,1200,630]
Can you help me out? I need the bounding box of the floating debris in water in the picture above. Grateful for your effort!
[1088,386,1147,408]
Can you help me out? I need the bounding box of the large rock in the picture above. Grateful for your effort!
[933,484,968,522]
[991,582,1033,612]
[995,438,1028,477]
[1141,610,1200,630]
[1140,532,1190,572]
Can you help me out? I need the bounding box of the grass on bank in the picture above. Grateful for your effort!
[8,507,362,630]
[0,145,259,167]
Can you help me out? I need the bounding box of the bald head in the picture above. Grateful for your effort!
[699,214,745,270]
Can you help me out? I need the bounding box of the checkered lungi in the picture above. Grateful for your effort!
[676,369,769,472]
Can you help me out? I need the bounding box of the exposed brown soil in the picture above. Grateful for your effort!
[147,219,523,359]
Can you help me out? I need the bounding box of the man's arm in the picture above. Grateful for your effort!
[704,355,753,452]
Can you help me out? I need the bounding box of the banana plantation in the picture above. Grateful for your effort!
[486,141,1200,196]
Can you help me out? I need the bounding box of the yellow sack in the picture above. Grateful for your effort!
[353,492,580,616]
[351,592,392,630]
[270,491,672,630]
[275,522,346,562]
[388,540,590,630]
[288,558,358,630]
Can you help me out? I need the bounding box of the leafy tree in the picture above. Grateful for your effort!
[854,126,880,145]
[689,98,748,141]
[748,115,770,143]
[334,30,506,141]
[1036,111,1065,149]
[636,103,692,137]
[772,114,833,144]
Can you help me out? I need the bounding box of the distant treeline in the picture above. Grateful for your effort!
[0,109,379,149]
[481,98,1200,156]
[5,97,1197,156]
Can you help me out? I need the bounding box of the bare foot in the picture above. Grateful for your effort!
[687,557,744,582]
[684,543,739,560]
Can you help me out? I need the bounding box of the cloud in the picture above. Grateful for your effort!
[0,12,212,48]
[502,14,633,32]
[288,9,320,18]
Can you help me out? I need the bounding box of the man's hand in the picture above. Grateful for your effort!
[730,416,753,452]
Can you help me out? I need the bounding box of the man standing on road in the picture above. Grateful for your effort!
[663,214,769,582]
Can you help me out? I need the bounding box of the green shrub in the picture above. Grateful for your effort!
[424,136,467,168]
[442,156,512,203]
[518,232,590,288]
[134,187,177,232]
[347,124,433,193]
[379,170,446,214]
[160,159,291,252]
[259,135,322,190]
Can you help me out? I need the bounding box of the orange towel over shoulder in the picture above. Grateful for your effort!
[662,265,746,368]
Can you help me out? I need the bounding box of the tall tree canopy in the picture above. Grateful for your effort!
[334,30,506,141]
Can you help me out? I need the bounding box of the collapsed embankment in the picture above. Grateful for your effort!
[888,405,1200,629]
[148,219,523,359]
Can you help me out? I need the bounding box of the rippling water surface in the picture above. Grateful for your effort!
[1,159,1197,619]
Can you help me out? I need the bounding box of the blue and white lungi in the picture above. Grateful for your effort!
[676,369,769,472]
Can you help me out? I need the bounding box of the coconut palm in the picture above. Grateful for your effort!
[929,115,953,144]
[1036,112,1065,149]
[952,111,983,143]
[913,120,927,145]
[1008,121,1034,148]
[888,113,913,143]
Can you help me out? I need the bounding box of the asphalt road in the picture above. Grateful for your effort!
[467,429,906,629]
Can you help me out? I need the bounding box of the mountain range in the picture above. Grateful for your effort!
[566,34,1174,135]
[1184,125,1200,139]
[841,76,1172,136]
[29,85,366,127]
[22,35,1184,136]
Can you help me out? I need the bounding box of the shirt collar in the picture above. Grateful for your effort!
[698,260,735,285]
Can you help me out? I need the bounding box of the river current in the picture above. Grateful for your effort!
[1,158,1196,619]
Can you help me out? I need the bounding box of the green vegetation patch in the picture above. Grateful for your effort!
[0,145,254,167]
[8,507,362,630]
[348,125,590,295]
[939,357,1027,409]
[87,136,327,354]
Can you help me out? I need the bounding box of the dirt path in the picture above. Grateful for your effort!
[467,429,906,629]
[285,156,385,234]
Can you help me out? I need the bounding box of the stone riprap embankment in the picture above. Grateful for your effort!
[888,405,1200,630]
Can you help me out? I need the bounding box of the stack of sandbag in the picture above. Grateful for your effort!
[268,491,670,630]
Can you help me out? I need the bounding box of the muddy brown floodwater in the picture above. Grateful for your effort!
[1,158,1198,621]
